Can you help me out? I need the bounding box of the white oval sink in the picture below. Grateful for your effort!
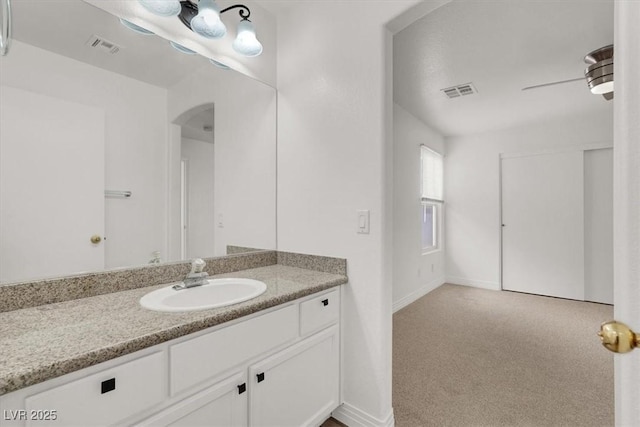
[140,278,267,312]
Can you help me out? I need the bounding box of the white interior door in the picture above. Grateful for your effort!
[501,150,585,300]
[0,86,105,283]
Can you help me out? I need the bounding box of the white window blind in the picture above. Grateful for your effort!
[421,146,443,202]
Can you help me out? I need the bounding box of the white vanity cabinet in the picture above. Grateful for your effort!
[0,288,341,427]
[249,325,339,427]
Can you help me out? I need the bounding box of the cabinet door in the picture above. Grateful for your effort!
[136,372,247,427]
[249,326,339,427]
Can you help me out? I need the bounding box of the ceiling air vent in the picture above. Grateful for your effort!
[85,35,121,55]
[441,83,477,99]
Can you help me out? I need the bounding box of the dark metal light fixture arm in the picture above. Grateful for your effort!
[220,4,251,20]
[178,1,252,30]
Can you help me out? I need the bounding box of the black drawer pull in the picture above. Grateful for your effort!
[237,383,246,394]
[322,299,329,306]
[101,378,116,394]
[257,372,265,383]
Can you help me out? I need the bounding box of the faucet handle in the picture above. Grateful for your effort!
[190,258,206,274]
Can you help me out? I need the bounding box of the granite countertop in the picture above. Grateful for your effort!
[0,264,347,396]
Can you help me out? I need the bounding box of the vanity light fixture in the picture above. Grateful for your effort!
[138,0,263,57]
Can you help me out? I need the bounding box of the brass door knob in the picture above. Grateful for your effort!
[90,235,102,244]
[598,321,639,353]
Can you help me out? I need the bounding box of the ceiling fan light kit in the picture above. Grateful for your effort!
[584,45,614,100]
[521,44,614,101]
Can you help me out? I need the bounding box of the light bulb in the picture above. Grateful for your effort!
[191,0,227,39]
[138,0,181,17]
[590,80,614,95]
[232,20,263,57]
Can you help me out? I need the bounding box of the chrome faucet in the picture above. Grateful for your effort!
[173,258,209,290]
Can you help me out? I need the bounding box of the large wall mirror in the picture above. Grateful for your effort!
[0,0,276,284]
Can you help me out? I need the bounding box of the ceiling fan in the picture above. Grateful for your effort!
[522,45,614,100]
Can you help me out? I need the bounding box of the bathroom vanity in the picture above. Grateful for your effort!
[0,252,347,427]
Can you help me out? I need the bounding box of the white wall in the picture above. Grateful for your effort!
[445,111,613,290]
[181,138,216,259]
[392,104,446,311]
[0,40,168,273]
[167,65,277,260]
[275,2,421,425]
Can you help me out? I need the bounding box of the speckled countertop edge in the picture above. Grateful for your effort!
[0,251,278,313]
[0,264,347,396]
[0,251,348,313]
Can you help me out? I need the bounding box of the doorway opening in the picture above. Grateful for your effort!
[173,104,215,260]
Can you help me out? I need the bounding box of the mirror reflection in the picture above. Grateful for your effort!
[0,0,276,284]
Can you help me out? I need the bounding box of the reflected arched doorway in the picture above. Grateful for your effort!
[172,104,215,259]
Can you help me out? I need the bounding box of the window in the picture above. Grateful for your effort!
[421,202,437,251]
[421,146,443,253]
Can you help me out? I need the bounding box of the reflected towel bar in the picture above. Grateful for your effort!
[105,190,132,198]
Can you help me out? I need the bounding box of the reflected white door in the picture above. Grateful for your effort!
[180,158,188,259]
[0,86,105,282]
[501,150,585,300]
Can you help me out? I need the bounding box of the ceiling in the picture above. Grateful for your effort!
[182,107,215,142]
[11,0,614,138]
[394,0,614,137]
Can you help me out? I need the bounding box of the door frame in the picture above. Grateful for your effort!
[613,1,640,424]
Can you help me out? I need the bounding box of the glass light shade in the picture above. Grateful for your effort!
[210,59,230,69]
[119,19,154,35]
[191,0,227,39]
[138,0,181,17]
[590,80,614,95]
[170,41,196,54]
[232,20,263,57]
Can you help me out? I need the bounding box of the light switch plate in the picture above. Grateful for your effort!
[357,210,370,234]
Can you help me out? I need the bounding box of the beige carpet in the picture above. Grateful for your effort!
[393,284,614,427]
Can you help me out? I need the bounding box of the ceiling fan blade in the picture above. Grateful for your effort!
[521,77,584,91]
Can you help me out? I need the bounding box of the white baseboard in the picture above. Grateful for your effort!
[445,276,500,291]
[392,276,445,313]
[332,402,394,427]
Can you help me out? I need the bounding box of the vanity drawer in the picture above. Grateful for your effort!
[299,289,340,337]
[170,304,298,396]
[24,352,165,426]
